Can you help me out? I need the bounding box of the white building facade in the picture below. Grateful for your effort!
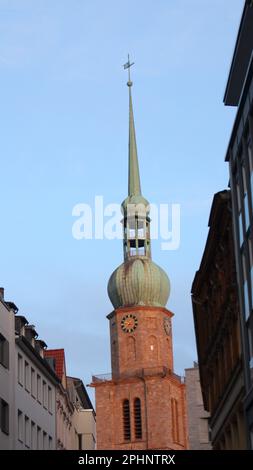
[0,288,59,450]
[15,318,58,450]
[0,289,16,450]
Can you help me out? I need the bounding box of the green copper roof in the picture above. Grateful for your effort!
[108,257,170,309]
[128,84,141,196]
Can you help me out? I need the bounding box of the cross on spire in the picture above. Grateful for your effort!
[123,54,134,86]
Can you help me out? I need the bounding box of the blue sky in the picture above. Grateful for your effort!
[0,0,243,401]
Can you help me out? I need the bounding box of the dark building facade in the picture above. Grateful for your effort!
[224,0,253,448]
[192,191,247,449]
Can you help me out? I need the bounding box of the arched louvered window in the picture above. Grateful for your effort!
[134,397,142,439]
[122,399,131,441]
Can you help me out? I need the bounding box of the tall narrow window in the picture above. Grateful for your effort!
[43,380,47,409]
[122,399,131,441]
[18,410,23,442]
[43,431,47,450]
[37,426,41,450]
[134,398,142,439]
[18,354,23,386]
[0,399,9,435]
[31,421,36,449]
[127,337,136,361]
[37,375,41,403]
[31,368,36,398]
[171,398,179,443]
[25,361,30,392]
[0,334,9,369]
[25,415,30,448]
[48,386,52,413]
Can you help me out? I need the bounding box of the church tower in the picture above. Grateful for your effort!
[92,59,188,450]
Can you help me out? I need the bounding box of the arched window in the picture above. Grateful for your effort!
[122,399,131,441]
[148,335,158,361]
[134,398,142,439]
[127,336,136,361]
[171,398,179,443]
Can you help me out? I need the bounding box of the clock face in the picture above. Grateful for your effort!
[164,317,171,336]
[121,314,138,333]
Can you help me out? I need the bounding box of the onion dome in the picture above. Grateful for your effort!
[108,257,170,309]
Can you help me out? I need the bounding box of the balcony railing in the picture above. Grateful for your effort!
[92,368,185,384]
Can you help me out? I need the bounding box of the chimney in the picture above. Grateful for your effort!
[0,287,4,300]
[15,316,28,335]
[35,339,47,358]
[25,325,38,345]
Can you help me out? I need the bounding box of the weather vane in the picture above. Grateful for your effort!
[123,54,134,86]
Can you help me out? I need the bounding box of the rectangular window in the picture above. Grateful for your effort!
[236,182,241,212]
[31,421,36,449]
[0,334,9,369]
[78,433,82,450]
[25,361,30,392]
[18,354,23,386]
[48,386,52,414]
[129,228,135,238]
[37,426,41,450]
[244,281,250,321]
[18,410,23,442]
[242,164,248,195]
[31,368,36,398]
[48,436,53,450]
[249,238,253,267]
[37,375,41,403]
[251,172,253,209]
[25,415,30,448]
[0,399,9,435]
[43,431,47,450]
[239,212,244,247]
[244,194,250,231]
[248,141,253,173]
[138,246,145,256]
[43,380,47,409]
